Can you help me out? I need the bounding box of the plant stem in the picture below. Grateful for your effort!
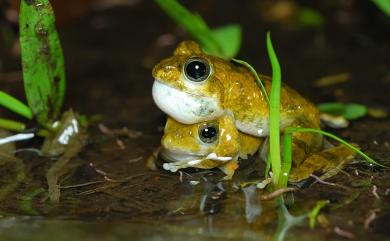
[267,32,282,186]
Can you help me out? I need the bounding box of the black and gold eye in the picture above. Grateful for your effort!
[183,57,211,82]
[198,123,218,143]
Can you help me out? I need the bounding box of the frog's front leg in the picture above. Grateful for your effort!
[289,143,358,182]
[218,158,239,180]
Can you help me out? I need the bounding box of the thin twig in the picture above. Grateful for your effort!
[60,180,105,189]
[364,209,380,230]
[260,187,297,201]
[310,174,351,191]
[334,226,355,239]
[372,185,380,199]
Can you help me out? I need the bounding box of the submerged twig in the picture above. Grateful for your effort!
[372,185,380,199]
[310,174,351,191]
[260,187,297,201]
[76,172,170,195]
[334,226,355,239]
[60,180,106,189]
[364,209,380,230]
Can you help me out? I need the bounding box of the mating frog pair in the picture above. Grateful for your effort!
[151,41,356,181]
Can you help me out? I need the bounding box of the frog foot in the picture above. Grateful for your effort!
[218,159,239,180]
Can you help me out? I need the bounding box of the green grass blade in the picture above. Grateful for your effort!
[19,0,66,126]
[232,59,270,104]
[154,0,221,56]
[267,32,282,186]
[0,91,32,119]
[0,118,26,132]
[308,200,329,229]
[285,127,383,167]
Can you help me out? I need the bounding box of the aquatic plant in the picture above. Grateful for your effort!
[0,0,66,132]
[0,0,88,202]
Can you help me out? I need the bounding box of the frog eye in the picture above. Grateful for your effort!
[184,57,211,82]
[198,123,218,143]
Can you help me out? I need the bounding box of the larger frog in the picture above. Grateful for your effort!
[157,114,357,182]
[152,41,320,138]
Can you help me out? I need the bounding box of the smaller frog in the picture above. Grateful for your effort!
[154,115,357,182]
[159,114,262,180]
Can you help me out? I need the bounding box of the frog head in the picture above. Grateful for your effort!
[160,114,241,173]
[152,41,231,124]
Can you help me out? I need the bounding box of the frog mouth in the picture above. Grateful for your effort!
[152,80,223,124]
[160,148,206,172]
[160,148,233,173]
[160,148,205,163]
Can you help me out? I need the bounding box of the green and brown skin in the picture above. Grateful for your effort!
[152,41,356,180]
[152,41,323,167]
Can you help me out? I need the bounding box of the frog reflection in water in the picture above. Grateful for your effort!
[152,41,356,180]
[160,115,356,182]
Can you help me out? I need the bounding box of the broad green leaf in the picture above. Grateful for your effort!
[154,0,220,55]
[210,25,242,59]
[154,0,242,59]
[0,91,32,119]
[19,0,66,126]
[372,0,390,16]
[318,103,367,120]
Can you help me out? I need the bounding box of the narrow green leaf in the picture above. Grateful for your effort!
[210,25,242,59]
[267,32,283,187]
[19,0,66,126]
[0,91,32,119]
[308,200,329,229]
[318,102,367,120]
[372,0,390,16]
[0,118,26,132]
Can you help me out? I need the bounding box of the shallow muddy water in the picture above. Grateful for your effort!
[0,0,389,240]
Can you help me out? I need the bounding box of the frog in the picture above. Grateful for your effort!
[156,114,357,182]
[152,40,320,139]
[159,114,262,180]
